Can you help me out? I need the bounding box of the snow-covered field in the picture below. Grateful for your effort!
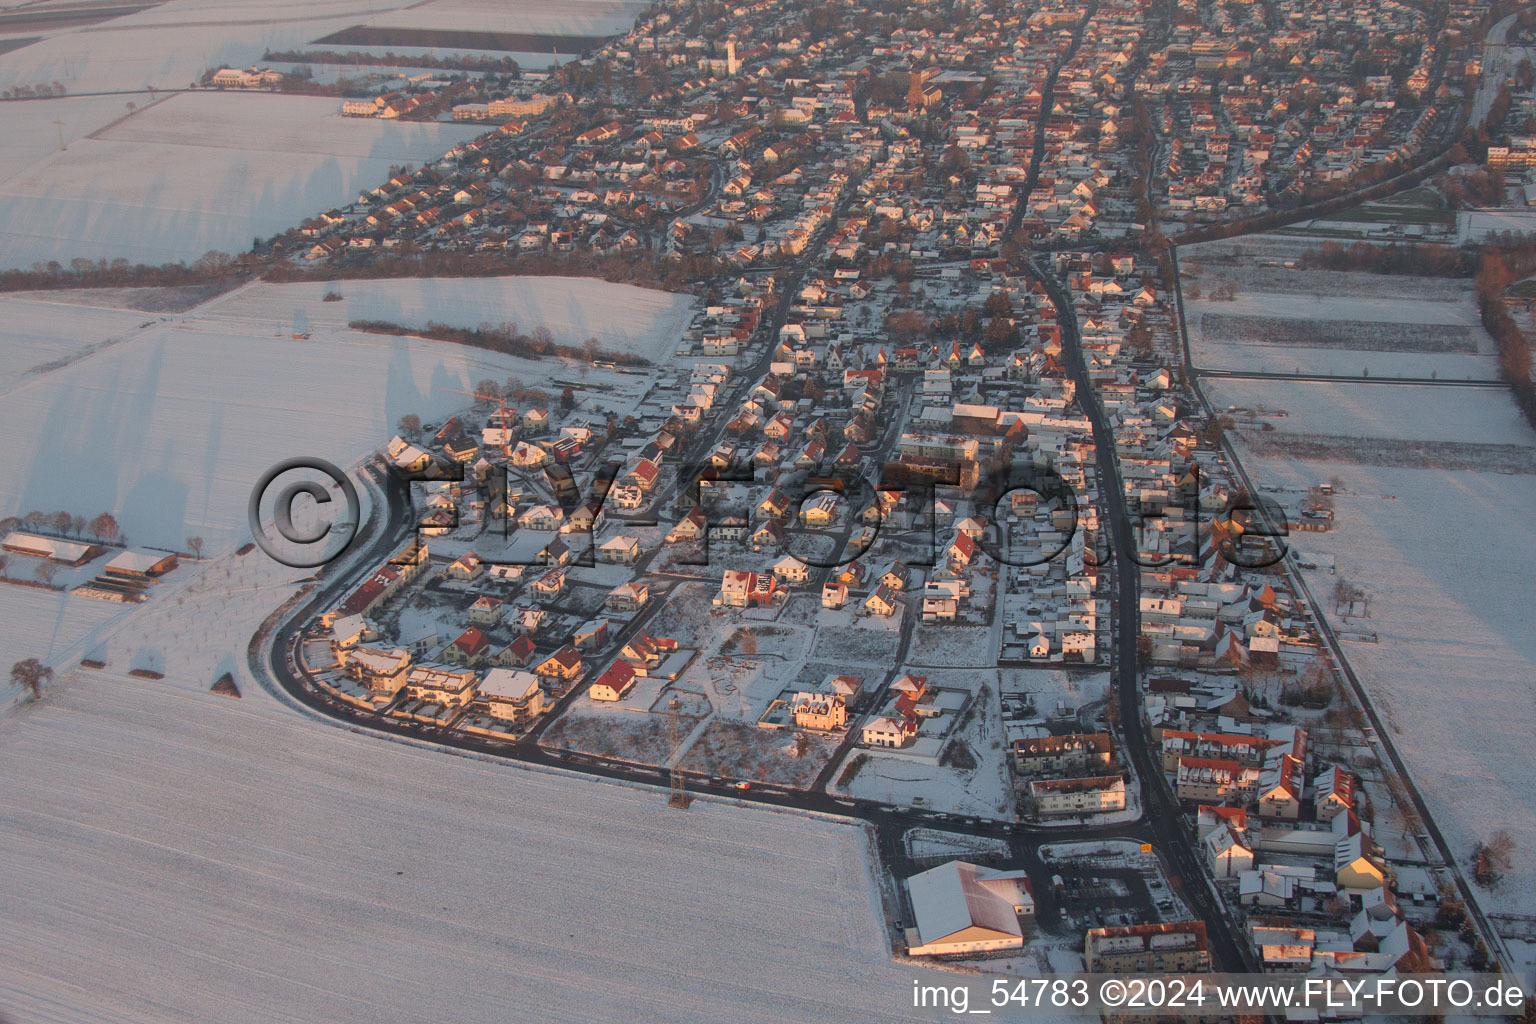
[363,0,647,36]
[0,0,423,95]
[0,294,156,391]
[0,92,483,269]
[0,586,132,704]
[1180,239,1501,380]
[1208,379,1535,445]
[0,417,955,1022]
[0,619,943,1023]
[0,288,653,553]
[198,276,696,361]
[1220,371,1536,928]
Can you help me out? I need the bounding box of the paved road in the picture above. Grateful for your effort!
[1026,256,1260,974]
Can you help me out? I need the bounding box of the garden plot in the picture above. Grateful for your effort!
[1221,389,1536,923]
[0,91,483,269]
[1182,240,1471,297]
[1186,292,1498,379]
[807,609,903,665]
[1200,312,1478,353]
[1215,377,1536,474]
[905,828,1011,861]
[680,718,841,787]
[199,276,696,362]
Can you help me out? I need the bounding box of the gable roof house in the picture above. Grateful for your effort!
[904,860,1034,957]
[535,644,584,684]
[589,659,638,702]
[864,582,901,618]
[443,626,494,667]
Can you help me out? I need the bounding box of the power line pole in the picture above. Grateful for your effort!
[53,117,65,150]
[667,695,691,809]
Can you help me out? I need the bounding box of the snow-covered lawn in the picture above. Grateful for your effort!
[198,276,696,362]
[0,91,483,269]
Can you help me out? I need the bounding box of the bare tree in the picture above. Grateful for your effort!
[187,536,204,559]
[90,512,119,543]
[397,413,421,436]
[34,561,56,585]
[0,554,7,577]
[1474,831,1516,887]
[11,658,53,700]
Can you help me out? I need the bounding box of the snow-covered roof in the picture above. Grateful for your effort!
[478,668,540,702]
[907,860,1032,947]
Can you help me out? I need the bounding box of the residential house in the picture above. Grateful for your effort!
[791,691,846,731]
[402,665,479,707]
[864,582,900,617]
[1030,776,1126,816]
[607,581,650,612]
[1085,922,1211,973]
[535,644,584,686]
[1012,733,1114,774]
[443,626,494,668]
[466,595,504,626]
[720,569,778,607]
[862,714,918,748]
[589,660,638,701]
[475,668,545,723]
